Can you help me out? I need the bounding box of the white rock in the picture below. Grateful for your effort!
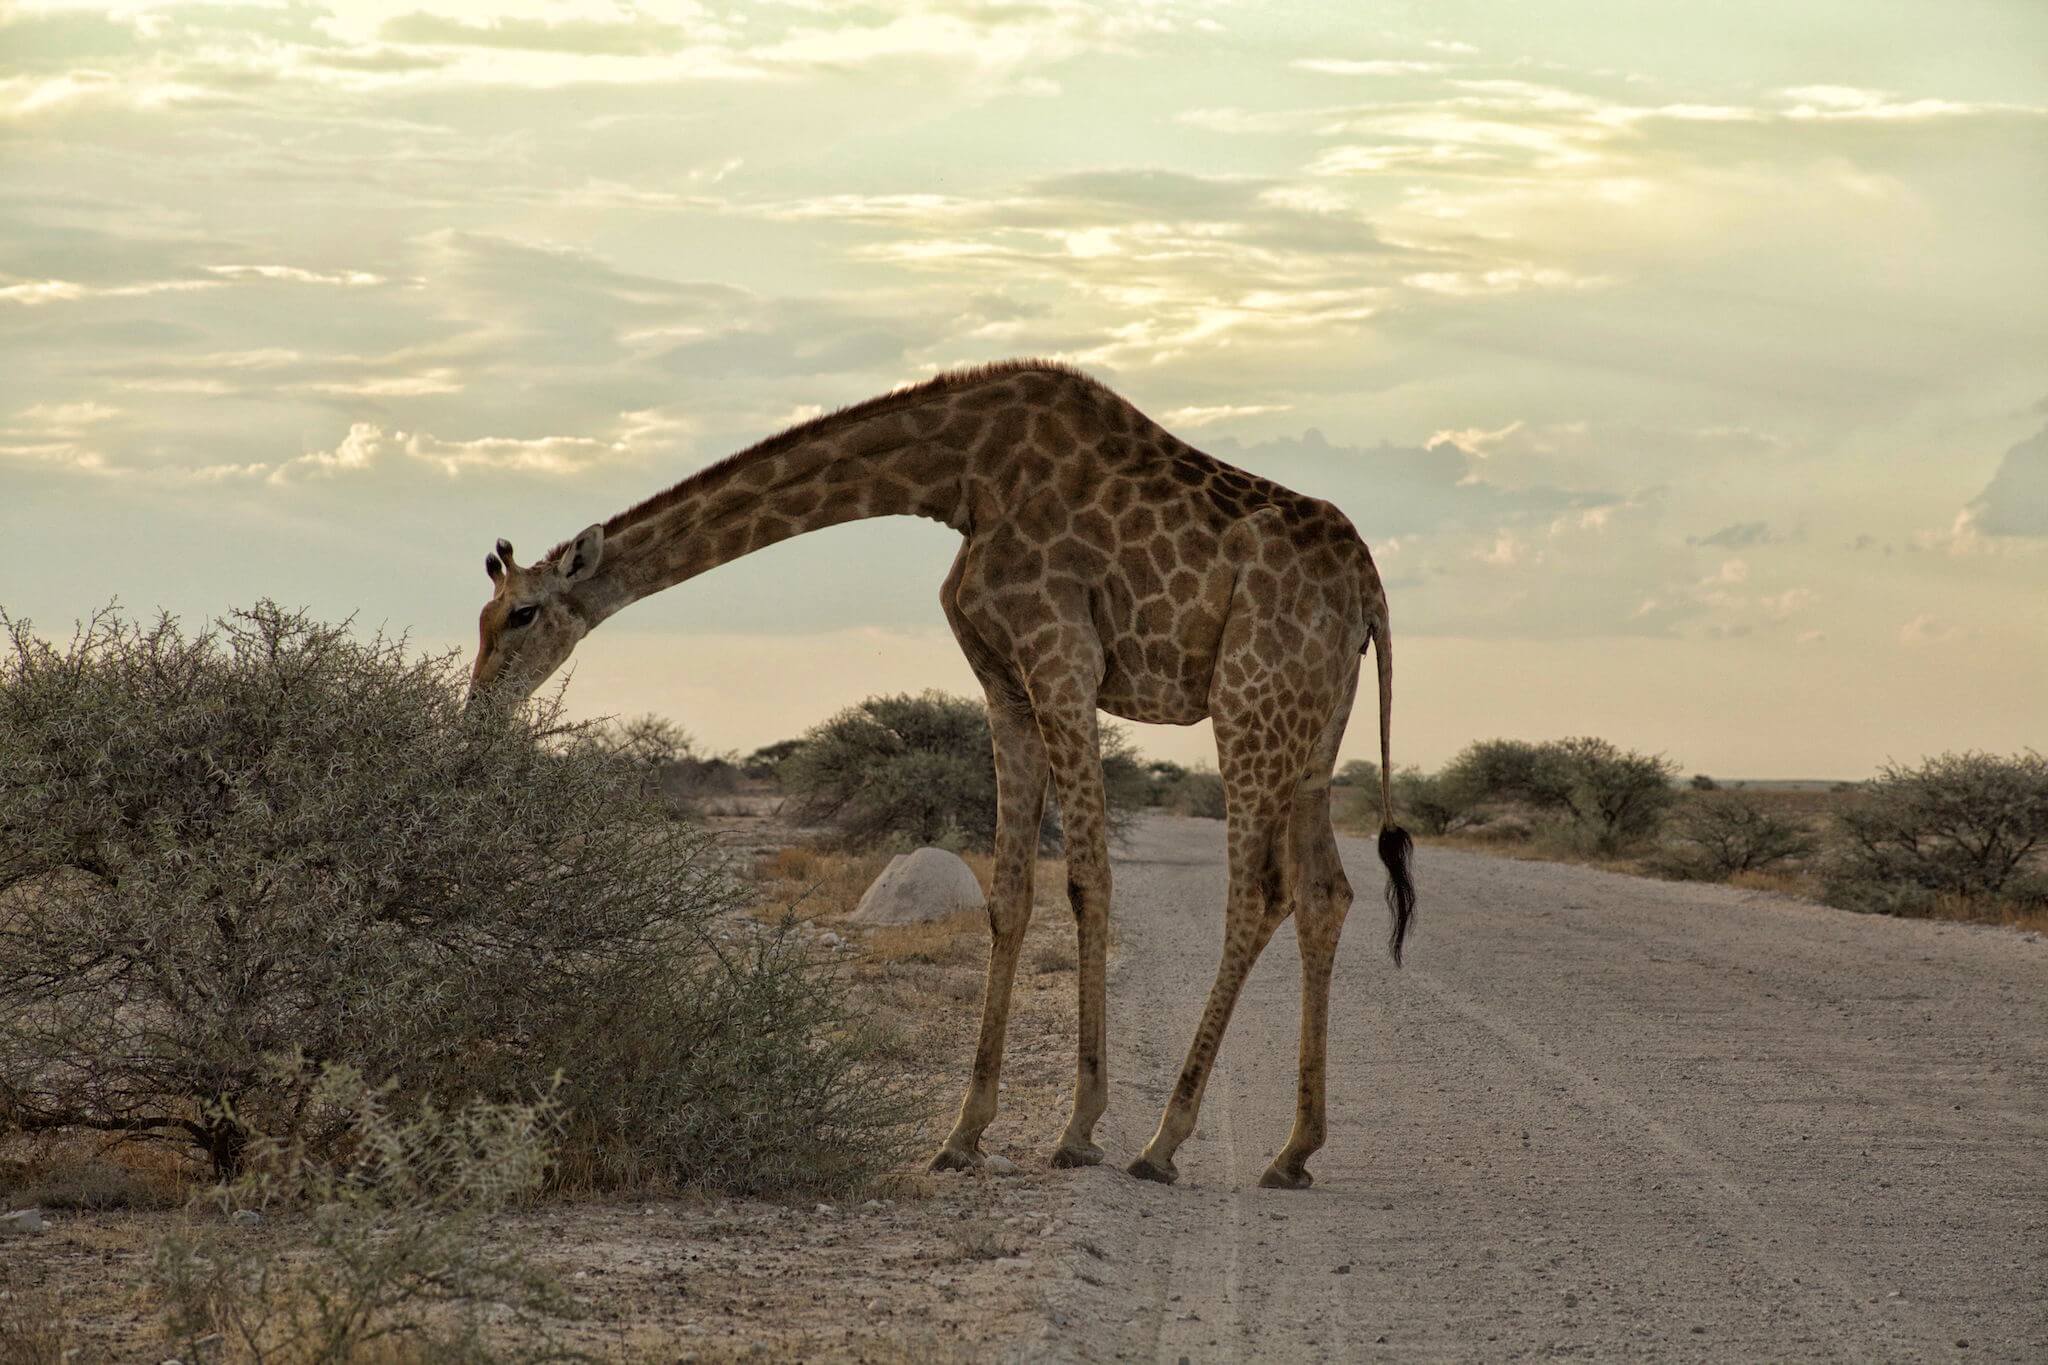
[815,1203,836,1216]
[1,1208,44,1235]
[230,1209,262,1225]
[851,848,986,926]
[985,1155,1020,1177]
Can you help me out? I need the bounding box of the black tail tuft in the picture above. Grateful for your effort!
[1378,824,1417,966]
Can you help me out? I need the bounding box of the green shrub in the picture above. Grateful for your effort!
[1156,768,1226,819]
[1824,751,2048,914]
[1393,767,1479,836]
[153,1062,567,1364]
[0,603,911,1195]
[1654,792,1816,880]
[1334,759,1380,790]
[779,691,1147,849]
[1443,736,1677,853]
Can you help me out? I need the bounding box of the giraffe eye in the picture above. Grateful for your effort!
[506,605,539,629]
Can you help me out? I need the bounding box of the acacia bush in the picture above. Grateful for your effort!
[1393,768,1481,836]
[778,691,1148,849]
[0,603,911,1193]
[1443,736,1677,853]
[1823,751,2048,915]
[1654,792,1816,881]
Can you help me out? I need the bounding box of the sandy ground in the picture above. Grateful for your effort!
[1021,815,2047,1363]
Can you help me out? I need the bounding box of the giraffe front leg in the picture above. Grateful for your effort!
[931,901,1028,1171]
[932,700,1047,1172]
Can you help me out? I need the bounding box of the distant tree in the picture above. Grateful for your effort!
[743,738,805,782]
[1825,752,2048,913]
[1441,736,1677,853]
[1691,773,1718,791]
[1157,768,1226,820]
[779,692,1148,851]
[1334,759,1380,789]
[1392,767,1480,836]
[603,713,693,769]
[1656,792,1815,880]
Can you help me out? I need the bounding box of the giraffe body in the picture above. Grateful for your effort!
[470,360,1416,1188]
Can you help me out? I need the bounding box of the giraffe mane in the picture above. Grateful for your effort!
[542,358,1102,564]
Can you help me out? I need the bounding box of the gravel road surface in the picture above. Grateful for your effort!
[1024,815,2045,1362]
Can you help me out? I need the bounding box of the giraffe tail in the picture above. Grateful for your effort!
[1367,600,1417,966]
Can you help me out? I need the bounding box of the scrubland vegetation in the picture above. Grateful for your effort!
[0,604,915,1360]
[1340,736,2048,930]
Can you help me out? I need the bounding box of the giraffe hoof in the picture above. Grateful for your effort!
[1126,1155,1178,1185]
[1052,1141,1105,1168]
[928,1146,982,1174]
[1258,1164,1313,1190]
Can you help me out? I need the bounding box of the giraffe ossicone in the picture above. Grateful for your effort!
[467,360,1417,1188]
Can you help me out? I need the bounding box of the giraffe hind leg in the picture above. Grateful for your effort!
[1259,668,1360,1189]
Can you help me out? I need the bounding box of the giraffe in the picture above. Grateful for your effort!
[468,360,1416,1189]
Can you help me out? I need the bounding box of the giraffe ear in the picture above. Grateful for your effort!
[557,524,604,584]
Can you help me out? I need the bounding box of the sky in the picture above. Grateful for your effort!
[3,0,2045,779]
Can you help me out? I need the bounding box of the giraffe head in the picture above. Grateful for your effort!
[467,525,604,704]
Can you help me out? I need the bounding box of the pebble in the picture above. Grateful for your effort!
[230,1209,262,1226]
[984,1155,1020,1176]
[814,1203,836,1216]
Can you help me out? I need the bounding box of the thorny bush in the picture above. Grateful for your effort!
[1824,751,2048,915]
[777,690,1148,851]
[0,603,912,1193]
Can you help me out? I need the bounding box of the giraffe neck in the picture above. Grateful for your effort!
[566,390,975,627]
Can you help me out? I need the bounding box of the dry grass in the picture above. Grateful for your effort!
[1,1136,189,1214]
[0,1285,70,1365]
[752,845,897,922]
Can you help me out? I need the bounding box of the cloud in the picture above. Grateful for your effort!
[1701,558,1749,585]
[1689,519,1776,548]
[377,12,703,57]
[0,277,223,306]
[1760,587,1816,618]
[1965,423,2048,536]
[1292,59,1445,77]
[1163,403,1291,428]
[1899,614,1961,647]
[270,421,647,485]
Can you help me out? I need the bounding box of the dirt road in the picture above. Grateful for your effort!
[1024,816,2046,1362]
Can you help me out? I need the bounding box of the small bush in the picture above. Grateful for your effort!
[0,603,911,1196]
[779,691,1147,850]
[1443,736,1678,853]
[1691,773,1718,791]
[153,1063,567,1364]
[1654,792,1816,880]
[1156,768,1226,820]
[1334,759,1380,790]
[1393,767,1479,836]
[1824,751,2048,915]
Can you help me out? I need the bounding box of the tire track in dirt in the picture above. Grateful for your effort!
[1024,815,2047,1362]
